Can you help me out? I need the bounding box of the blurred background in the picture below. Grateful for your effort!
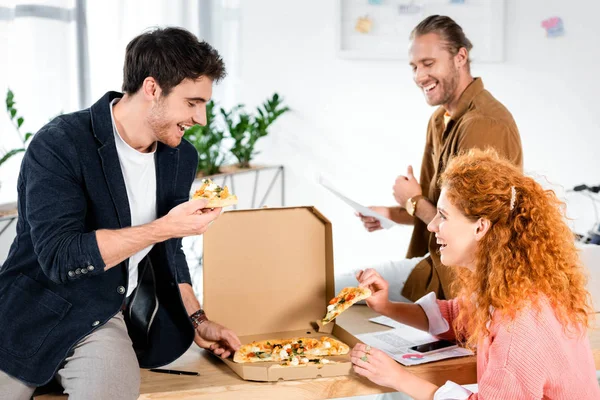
[1,0,599,300]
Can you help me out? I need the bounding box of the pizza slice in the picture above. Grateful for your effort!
[307,336,349,356]
[233,336,349,364]
[275,358,339,367]
[322,287,371,325]
[233,339,279,363]
[191,178,238,208]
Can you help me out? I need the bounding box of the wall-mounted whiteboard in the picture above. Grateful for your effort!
[336,0,505,62]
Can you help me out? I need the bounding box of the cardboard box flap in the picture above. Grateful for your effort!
[203,207,335,337]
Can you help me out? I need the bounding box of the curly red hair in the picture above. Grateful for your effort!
[440,149,592,348]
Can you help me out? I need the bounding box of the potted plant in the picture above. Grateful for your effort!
[183,100,227,177]
[221,93,289,169]
[1,89,34,169]
[183,93,289,177]
[1,89,35,192]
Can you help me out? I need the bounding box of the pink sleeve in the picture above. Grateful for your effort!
[470,313,545,399]
[435,299,461,341]
[466,368,537,400]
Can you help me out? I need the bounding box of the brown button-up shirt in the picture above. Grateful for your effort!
[401,78,523,301]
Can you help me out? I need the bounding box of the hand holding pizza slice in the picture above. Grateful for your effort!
[322,287,371,325]
[191,178,238,208]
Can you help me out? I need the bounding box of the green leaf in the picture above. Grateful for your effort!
[25,132,33,142]
[6,89,14,110]
[0,148,25,167]
[255,351,271,359]
[183,99,228,176]
[10,108,17,119]
[17,117,24,128]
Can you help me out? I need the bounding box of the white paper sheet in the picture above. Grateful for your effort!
[318,176,398,229]
[355,316,473,366]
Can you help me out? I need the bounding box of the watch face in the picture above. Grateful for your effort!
[406,198,415,215]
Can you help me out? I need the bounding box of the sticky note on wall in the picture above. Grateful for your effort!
[541,16,565,38]
[355,16,373,34]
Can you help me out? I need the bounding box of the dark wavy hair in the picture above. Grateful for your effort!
[122,27,226,95]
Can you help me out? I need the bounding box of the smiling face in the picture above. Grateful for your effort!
[427,188,489,270]
[409,33,461,107]
[147,77,213,148]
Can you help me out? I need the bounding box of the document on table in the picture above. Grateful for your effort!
[354,315,473,366]
[318,176,398,229]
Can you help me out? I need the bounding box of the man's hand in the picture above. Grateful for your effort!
[356,268,390,315]
[159,199,223,239]
[393,165,422,208]
[355,206,391,232]
[96,200,222,270]
[194,320,241,359]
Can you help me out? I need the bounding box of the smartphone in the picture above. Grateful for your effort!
[409,339,457,355]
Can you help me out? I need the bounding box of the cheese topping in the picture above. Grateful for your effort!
[202,180,219,192]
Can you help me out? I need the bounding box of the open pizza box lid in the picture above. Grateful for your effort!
[203,206,360,381]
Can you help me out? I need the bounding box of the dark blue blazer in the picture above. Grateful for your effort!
[0,92,198,385]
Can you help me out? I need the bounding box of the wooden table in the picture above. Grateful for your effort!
[35,308,600,400]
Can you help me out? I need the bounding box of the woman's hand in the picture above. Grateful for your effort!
[350,343,439,400]
[356,268,390,315]
[350,343,405,390]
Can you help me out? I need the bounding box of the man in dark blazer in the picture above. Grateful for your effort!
[0,27,240,399]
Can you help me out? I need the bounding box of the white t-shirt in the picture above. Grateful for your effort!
[110,99,157,297]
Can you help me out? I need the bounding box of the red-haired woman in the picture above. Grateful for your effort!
[352,149,600,399]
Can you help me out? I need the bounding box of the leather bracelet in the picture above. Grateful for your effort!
[190,309,208,329]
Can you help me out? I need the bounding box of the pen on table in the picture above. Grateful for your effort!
[149,368,199,376]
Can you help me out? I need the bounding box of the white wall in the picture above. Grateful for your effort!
[0,1,80,259]
[236,0,600,276]
[2,0,599,274]
[0,5,79,206]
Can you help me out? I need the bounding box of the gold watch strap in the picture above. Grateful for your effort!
[410,195,426,216]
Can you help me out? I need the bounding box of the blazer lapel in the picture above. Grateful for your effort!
[90,91,132,229]
[155,142,179,218]
[98,142,132,228]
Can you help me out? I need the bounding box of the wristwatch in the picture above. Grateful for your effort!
[405,195,426,217]
[190,309,208,329]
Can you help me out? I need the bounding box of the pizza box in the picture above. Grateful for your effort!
[202,206,361,381]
